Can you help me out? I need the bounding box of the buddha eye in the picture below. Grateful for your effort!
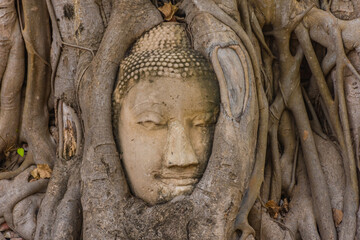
[136,112,166,130]
[192,113,216,128]
[193,122,210,128]
[138,120,166,130]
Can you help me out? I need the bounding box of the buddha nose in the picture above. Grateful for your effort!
[164,120,199,168]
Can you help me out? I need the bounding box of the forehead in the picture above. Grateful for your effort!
[124,76,219,110]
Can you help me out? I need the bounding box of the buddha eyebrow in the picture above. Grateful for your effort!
[131,102,166,113]
[190,101,219,109]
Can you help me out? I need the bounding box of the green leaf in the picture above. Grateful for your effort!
[17,148,24,157]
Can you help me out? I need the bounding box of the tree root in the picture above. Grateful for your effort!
[13,193,43,240]
[342,50,360,170]
[296,20,359,240]
[78,1,162,239]
[287,48,337,240]
[259,210,294,240]
[234,64,268,240]
[264,2,337,238]
[44,0,62,105]
[0,152,33,180]
[268,94,285,203]
[315,133,345,210]
[0,167,48,230]
[0,0,24,155]
[260,133,344,239]
[278,111,297,195]
[34,158,81,240]
[302,87,328,139]
[284,152,321,240]
[0,1,356,240]
[180,1,270,238]
[51,164,81,240]
[19,0,56,168]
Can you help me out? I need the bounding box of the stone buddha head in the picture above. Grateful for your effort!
[113,22,220,205]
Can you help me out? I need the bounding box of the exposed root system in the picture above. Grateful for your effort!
[0,0,360,239]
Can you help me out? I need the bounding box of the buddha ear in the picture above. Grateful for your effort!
[182,8,251,121]
[210,45,250,121]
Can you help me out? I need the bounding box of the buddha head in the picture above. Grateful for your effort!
[113,22,220,205]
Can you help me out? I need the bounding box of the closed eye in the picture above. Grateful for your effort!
[192,113,217,128]
[193,122,212,127]
[137,120,166,130]
[135,111,166,130]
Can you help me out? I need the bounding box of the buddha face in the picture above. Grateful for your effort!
[117,76,219,205]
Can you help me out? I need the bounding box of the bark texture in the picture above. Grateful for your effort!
[0,0,360,239]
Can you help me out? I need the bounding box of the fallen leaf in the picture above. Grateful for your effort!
[266,200,281,219]
[0,222,9,231]
[17,148,24,157]
[282,198,289,213]
[3,230,19,238]
[333,208,343,227]
[158,2,178,21]
[30,164,52,181]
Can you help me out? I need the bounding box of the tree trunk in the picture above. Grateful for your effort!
[0,0,360,239]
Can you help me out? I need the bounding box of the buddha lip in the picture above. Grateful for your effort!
[160,175,199,179]
[159,177,199,186]
[154,171,202,179]
[160,178,199,186]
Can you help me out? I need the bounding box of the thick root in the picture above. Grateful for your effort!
[278,111,296,195]
[0,152,34,180]
[78,1,162,239]
[0,0,24,154]
[284,152,321,240]
[19,0,55,168]
[13,193,44,240]
[0,166,48,229]
[35,158,81,240]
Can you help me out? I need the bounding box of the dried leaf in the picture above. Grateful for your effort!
[0,222,9,231]
[30,164,52,181]
[3,230,19,238]
[17,148,24,157]
[158,2,178,21]
[333,208,343,227]
[282,198,289,212]
[266,200,281,219]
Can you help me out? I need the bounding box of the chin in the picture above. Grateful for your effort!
[156,184,195,204]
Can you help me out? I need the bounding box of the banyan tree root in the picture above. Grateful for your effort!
[278,111,297,195]
[283,152,320,240]
[78,1,162,239]
[253,131,346,239]
[34,158,81,240]
[257,1,338,239]
[314,133,345,211]
[0,166,48,231]
[12,193,44,240]
[0,0,24,154]
[180,1,269,238]
[0,0,55,183]
[1,1,357,240]
[342,50,360,170]
[273,2,337,239]
[18,0,56,168]
[248,1,360,239]
[295,8,360,237]
[0,152,34,180]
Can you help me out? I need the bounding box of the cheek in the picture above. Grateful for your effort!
[190,126,215,164]
[120,123,167,174]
